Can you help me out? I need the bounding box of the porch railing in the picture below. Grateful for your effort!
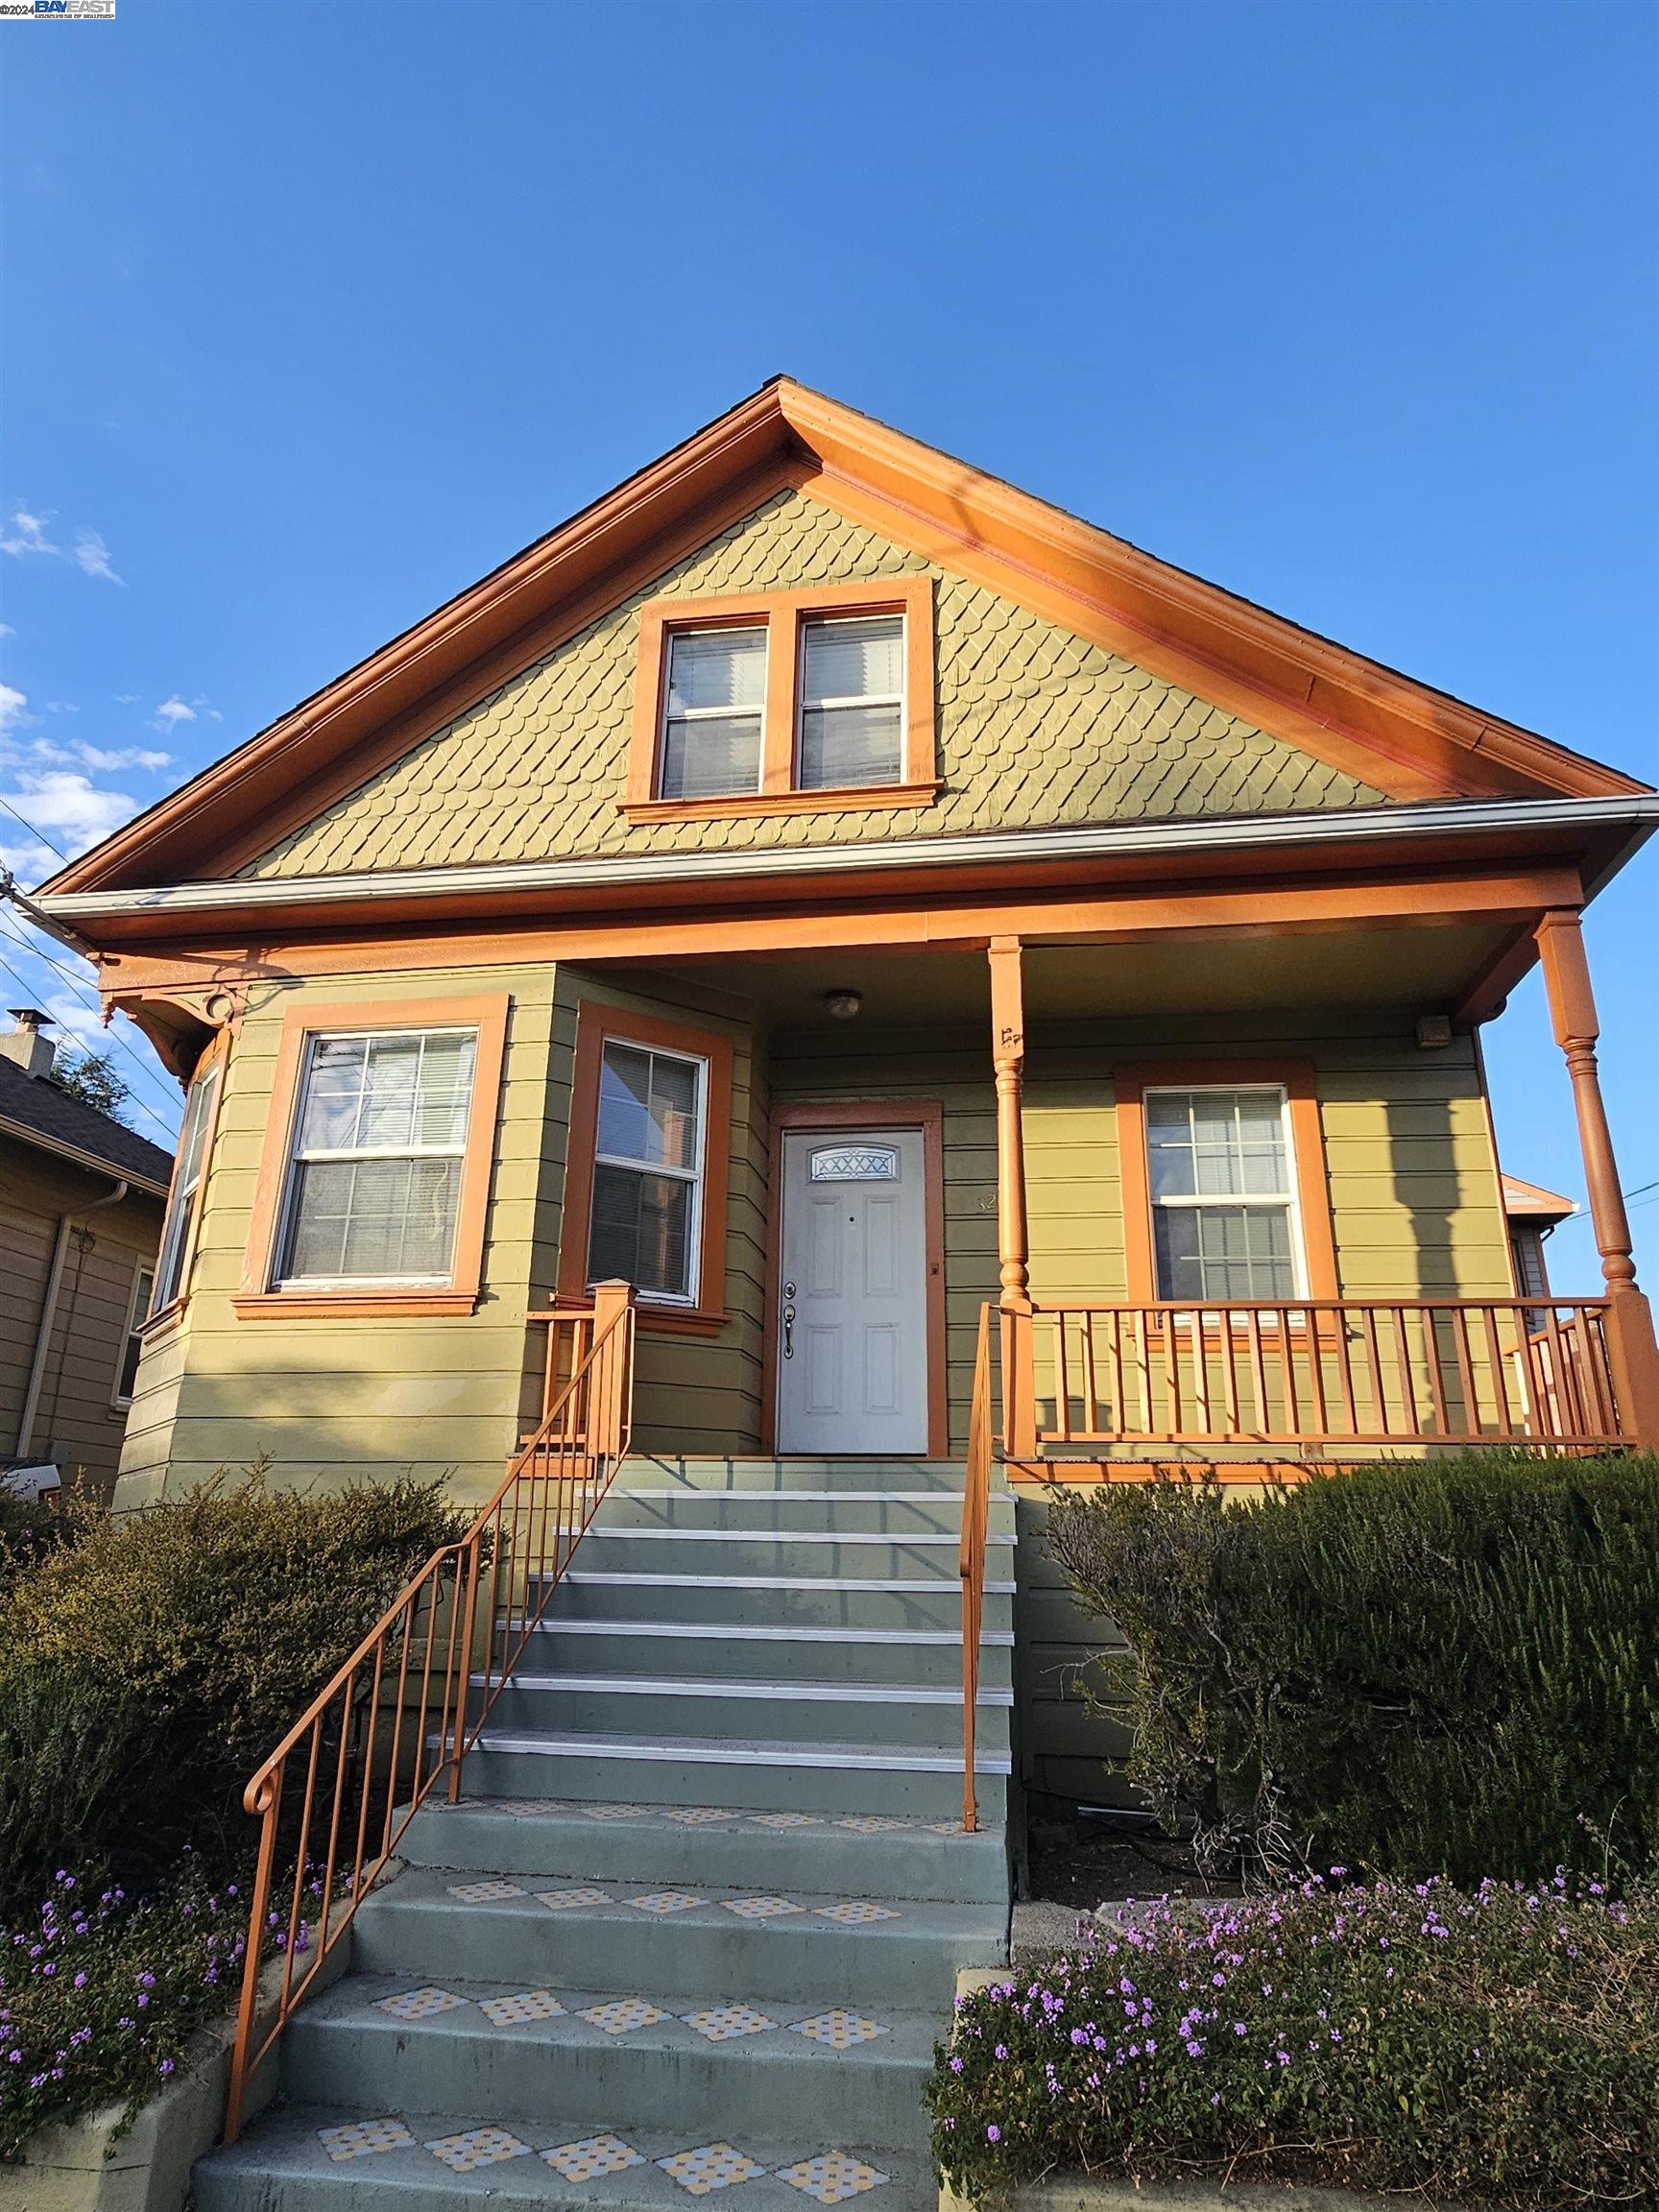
[1025,1297,1625,1452]
[222,1283,637,2143]
[957,1303,996,1834]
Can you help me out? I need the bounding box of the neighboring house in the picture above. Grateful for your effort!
[0,1009,173,1500]
[1503,1171,1577,1301]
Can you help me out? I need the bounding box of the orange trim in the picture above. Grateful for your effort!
[1113,1058,1340,1305]
[556,1001,734,1332]
[235,991,509,1316]
[47,381,1640,908]
[92,863,1584,987]
[625,577,935,819]
[145,1022,231,1333]
[760,1099,949,1459]
[1007,1460,1319,1485]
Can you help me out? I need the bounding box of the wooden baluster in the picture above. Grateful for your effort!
[1450,1307,1479,1438]
[1190,1312,1211,1436]
[1332,1310,1359,1438]
[1278,1309,1300,1439]
[1480,1306,1517,1438]
[1219,1313,1241,1437]
[1301,1306,1330,1440]
[1107,1310,1126,1441]
[1245,1307,1270,1434]
[1132,1310,1151,1435]
[1054,1310,1072,1444]
[1358,1306,1387,1438]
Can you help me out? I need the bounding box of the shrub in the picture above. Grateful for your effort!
[1045,1453,1659,1884]
[0,1472,468,1918]
[0,1859,307,2162]
[928,1871,1659,2209]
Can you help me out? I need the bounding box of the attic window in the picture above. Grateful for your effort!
[624,577,938,822]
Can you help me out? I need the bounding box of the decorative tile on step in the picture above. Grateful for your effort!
[478,1989,566,2027]
[543,2135,647,2181]
[683,2004,777,2042]
[446,1879,526,1903]
[424,2126,534,2173]
[534,1886,613,1911]
[585,1802,655,1820]
[721,1895,805,1920]
[812,1901,901,1925]
[318,2118,416,2161]
[748,1813,823,1831]
[627,1889,707,1914]
[578,1997,674,2035]
[789,2010,889,2051]
[373,1986,469,2022]
[663,1805,742,1825]
[777,2152,891,2203]
[658,2143,769,2196]
[831,1816,911,1835]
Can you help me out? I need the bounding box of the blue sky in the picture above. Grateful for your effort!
[1,1,1654,1282]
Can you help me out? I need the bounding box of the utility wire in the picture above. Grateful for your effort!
[0,793,70,865]
[0,908,184,1128]
[0,933,180,1144]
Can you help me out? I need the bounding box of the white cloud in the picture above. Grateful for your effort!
[0,768,138,887]
[0,623,14,640]
[73,528,122,586]
[0,682,28,738]
[71,742,173,774]
[112,692,138,705]
[0,508,59,559]
[152,694,195,732]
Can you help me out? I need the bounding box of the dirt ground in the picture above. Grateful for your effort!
[1024,1811,1242,1911]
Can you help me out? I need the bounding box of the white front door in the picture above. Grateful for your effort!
[776,1126,929,1455]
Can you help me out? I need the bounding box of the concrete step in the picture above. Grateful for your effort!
[460,1729,1009,1822]
[594,1488,1015,1539]
[397,1797,1010,1905]
[280,1973,938,2149]
[519,1617,1015,1690]
[348,1864,1005,2009]
[196,2104,934,2212]
[563,1528,1011,1584]
[620,1455,980,1496]
[544,1571,1014,1634]
[474,1672,1013,1753]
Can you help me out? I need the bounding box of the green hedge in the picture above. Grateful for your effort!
[929,1872,1659,2208]
[1045,1452,1659,1883]
[0,1474,468,1920]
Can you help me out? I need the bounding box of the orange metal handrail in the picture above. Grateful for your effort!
[222,1285,637,2142]
[957,1302,996,1834]
[1023,1297,1624,1452]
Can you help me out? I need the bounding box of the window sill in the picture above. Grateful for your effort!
[618,780,941,826]
[138,1299,187,1343]
[231,1288,481,1320]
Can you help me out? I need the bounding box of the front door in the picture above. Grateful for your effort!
[776,1126,929,1455]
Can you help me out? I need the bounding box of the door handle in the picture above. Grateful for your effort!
[782,1304,796,1358]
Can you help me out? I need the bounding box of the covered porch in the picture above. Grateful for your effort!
[531,889,1659,1472]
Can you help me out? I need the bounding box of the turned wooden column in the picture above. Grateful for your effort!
[989,938,1036,1457]
[1535,909,1659,1446]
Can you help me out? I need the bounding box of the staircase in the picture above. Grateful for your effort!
[196,1456,1015,2209]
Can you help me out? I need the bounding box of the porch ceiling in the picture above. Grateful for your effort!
[665,918,1513,1031]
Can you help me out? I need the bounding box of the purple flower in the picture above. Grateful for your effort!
[986,2126,1000,2144]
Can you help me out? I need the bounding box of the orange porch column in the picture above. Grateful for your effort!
[1535,909,1659,1447]
[989,938,1036,1457]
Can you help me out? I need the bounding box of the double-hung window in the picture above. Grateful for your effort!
[274,1027,478,1286]
[660,625,769,801]
[152,1057,221,1314]
[1143,1086,1303,1302]
[626,578,934,818]
[114,1262,156,1404]
[797,613,904,789]
[587,1041,707,1303]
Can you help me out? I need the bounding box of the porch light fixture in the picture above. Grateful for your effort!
[824,989,863,1021]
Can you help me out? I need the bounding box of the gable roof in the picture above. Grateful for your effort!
[0,1054,174,1195]
[40,377,1651,902]
[1502,1172,1577,1224]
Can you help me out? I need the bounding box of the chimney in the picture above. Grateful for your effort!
[1,1009,56,1079]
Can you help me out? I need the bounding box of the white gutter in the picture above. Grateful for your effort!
[36,794,1659,924]
[16,1175,130,1457]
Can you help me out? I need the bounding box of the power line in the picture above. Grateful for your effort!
[0,793,70,865]
[0,934,180,1144]
[0,908,184,1127]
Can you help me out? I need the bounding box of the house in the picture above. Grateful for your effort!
[30,381,1659,2199]
[1503,1170,1577,1301]
[0,1008,173,1502]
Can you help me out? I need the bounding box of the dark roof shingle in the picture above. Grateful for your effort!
[0,1055,175,1190]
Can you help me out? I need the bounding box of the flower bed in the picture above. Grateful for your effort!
[928,1872,1659,2210]
[0,1862,307,2163]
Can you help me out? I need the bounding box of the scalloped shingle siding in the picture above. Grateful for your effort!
[241,491,1383,878]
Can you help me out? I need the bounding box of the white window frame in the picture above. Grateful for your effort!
[587,1039,709,1308]
[271,1023,480,1291]
[1143,1083,1309,1305]
[658,623,770,803]
[794,612,907,791]
[151,1056,221,1316]
[111,1257,156,1408]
